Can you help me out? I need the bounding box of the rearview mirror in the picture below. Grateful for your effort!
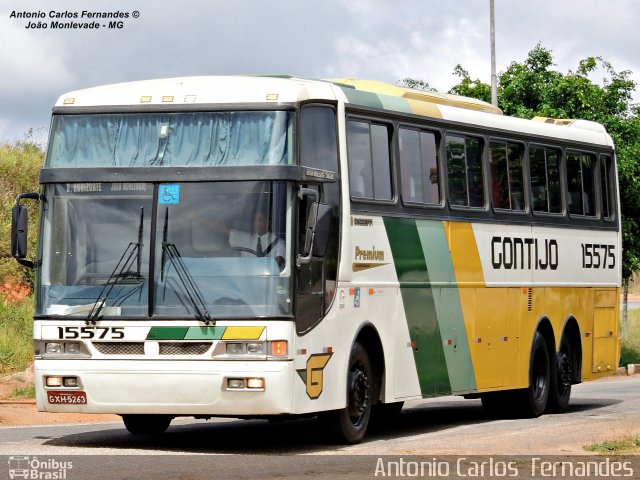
[297,187,332,267]
[11,204,28,259]
[11,192,40,269]
[311,203,332,258]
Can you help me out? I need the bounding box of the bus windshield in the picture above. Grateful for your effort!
[38,181,293,319]
[45,111,294,168]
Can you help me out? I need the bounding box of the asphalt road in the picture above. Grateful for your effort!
[1,376,639,479]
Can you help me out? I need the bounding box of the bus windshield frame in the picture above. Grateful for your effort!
[36,180,294,320]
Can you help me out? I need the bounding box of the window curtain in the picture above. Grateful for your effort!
[47,111,291,167]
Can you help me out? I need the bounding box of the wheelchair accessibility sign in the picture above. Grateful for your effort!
[159,184,180,204]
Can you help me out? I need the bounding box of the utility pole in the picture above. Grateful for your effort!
[490,0,498,107]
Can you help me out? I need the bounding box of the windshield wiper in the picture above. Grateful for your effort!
[161,207,214,325]
[86,207,145,325]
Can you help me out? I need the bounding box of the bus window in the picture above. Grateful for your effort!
[347,119,393,201]
[399,128,440,205]
[446,135,484,208]
[490,141,524,211]
[567,152,597,217]
[530,146,562,214]
[300,105,339,204]
[600,155,615,220]
[547,150,562,213]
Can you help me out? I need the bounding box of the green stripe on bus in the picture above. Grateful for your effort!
[340,87,384,110]
[416,221,476,393]
[147,327,190,340]
[185,326,226,340]
[147,326,226,340]
[377,94,413,113]
[383,217,452,396]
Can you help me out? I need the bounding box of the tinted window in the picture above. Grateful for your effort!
[567,152,596,217]
[490,141,524,211]
[399,128,440,204]
[446,135,484,208]
[347,120,393,201]
[300,106,338,173]
[600,155,615,220]
[530,146,562,214]
[300,106,339,203]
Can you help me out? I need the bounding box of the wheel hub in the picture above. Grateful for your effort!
[557,352,572,388]
[348,368,369,418]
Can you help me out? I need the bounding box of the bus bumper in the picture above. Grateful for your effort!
[34,359,294,416]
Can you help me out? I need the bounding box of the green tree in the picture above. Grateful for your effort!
[448,65,492,104]
[397,78,436,92]
[447,44,640,287]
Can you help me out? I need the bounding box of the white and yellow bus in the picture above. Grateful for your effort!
[12,76,620,443]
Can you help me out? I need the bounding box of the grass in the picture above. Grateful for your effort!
[0,296,34,374]
[620,308,640,367]
[9,383,35,399]
[0,142,41,375]
[0,142,42,289]
[585,434,640,455]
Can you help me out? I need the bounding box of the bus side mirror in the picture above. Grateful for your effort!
[11,192,40,269]
[311,203,331,258]
[297,187,331,266]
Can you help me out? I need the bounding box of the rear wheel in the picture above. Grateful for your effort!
[518,332,550,417]
[329,342,374,443]
[547,336,573,413]
[122,414,172,435]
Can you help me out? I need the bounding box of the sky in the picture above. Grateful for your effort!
[1,0,639,145]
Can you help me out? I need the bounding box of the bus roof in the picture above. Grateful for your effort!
[54,75,613,149]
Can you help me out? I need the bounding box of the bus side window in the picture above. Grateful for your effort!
[490,141,524,211]
[446,135,484,208]
[347,119,393,201]
[567,152,597,217]
[600,154,615,220]
[530,146,562,214]
[399,128,440,205]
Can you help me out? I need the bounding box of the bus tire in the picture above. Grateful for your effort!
[518,332,550,417]
[330,342,373,443]
[547,336,573,413]
[122,414,172,435]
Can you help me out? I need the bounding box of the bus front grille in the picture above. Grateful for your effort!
[92,342,145,355]
[159,342,212,355]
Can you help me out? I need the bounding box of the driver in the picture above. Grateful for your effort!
[228,210,285,268]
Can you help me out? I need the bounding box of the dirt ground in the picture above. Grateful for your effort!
[0,368,636,429]
[0,366,119,426]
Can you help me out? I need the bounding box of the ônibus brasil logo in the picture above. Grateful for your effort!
[8,456,73,479]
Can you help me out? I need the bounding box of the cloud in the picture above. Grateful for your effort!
[0,0,638,142]
[0,19,74,92]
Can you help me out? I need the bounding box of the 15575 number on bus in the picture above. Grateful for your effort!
[581,243,615,269]
[57,326,125,339]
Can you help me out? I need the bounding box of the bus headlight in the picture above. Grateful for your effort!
[217,340,287,359]
[226,343,245,355]
[45,343,63,354]
[38,341,91,358]
[246,342,267,355]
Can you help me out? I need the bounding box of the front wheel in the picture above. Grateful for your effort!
[122,414,172,435]
[329,342,374,444]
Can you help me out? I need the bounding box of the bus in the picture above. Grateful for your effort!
[12,76,620,443]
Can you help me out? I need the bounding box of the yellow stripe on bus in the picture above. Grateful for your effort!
[221,326,266,340]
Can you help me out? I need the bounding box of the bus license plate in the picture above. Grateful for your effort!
[47,391,87,405]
